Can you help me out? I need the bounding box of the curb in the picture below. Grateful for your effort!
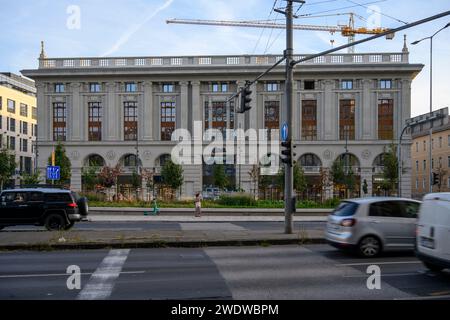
[0,238,327,251]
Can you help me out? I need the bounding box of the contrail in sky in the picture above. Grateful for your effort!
[102,0,174,56]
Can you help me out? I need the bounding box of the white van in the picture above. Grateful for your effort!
[416,193,450,271]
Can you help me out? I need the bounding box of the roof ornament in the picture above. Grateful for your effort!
[39,41,47,59]
[402,34,409,53]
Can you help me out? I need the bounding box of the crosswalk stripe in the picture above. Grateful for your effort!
[77,249,130,300]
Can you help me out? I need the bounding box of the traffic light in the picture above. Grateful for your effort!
[238,82,252,113]
[281,140,292,166]
[432,172,440,185]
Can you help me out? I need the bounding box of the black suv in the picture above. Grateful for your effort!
[0,188,88,231]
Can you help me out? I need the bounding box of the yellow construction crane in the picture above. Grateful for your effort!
[166,13,394,53]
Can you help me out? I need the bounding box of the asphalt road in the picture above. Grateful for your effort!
[0,221,326,233]
[0,244,449,300]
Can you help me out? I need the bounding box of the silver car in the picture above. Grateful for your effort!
[326,197,421,257]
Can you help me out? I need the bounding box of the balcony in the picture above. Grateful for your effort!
[38,53,409,70]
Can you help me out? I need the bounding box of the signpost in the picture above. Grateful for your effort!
[281,122,288,142]
[46,166,61,182]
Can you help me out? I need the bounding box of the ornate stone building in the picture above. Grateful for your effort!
[22,42,422,198]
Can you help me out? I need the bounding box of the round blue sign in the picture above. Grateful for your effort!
[281,122,288,142]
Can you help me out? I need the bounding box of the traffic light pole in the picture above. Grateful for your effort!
[284,1,295,234]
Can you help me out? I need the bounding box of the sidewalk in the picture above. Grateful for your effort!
[0,216,327,251]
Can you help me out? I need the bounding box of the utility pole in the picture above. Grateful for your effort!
[277,0,303,234]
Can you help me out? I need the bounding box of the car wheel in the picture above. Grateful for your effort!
[358,236,381,257]
[64,221,75,231]
[77,197,89,216]
[0,226,4,231]
[45,214,66,231]
[423,262,444,272]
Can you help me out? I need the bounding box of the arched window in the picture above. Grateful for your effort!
[85,154,105,167]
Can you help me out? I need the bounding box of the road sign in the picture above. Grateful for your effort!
[46,166,61,181]
[281,122,288,142]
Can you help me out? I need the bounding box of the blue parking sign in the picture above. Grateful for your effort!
[47,166,61,181]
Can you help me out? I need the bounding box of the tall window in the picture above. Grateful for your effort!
[22,121,28,135]
[266,82,278,92]
[161,102,176,141]
[90,83,101,92]
[303,81,315,90]
[32,107,37,120]
[341,80,353,90]
[212,83,228,92]
[380,79,392,89]
[378,99,394,140]
[339,99,355,140]
[302,100,317,141]
[7,99,15,113]
[124,102,137,141]
[88,102,102,141]
[163,83,174,93]
[0,96,2,110]
[8,118,16,132]
[125,83,137,92]
[54,83,65,93]
[264,101,280,139]
[20,103,28,117]
[53,102,66,141]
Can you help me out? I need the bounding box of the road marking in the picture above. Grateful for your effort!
[395,294,450,300]
[77,249,130,300]
[0,271,144,279]
[180,223,246,231]
[336,261,421,267]
[343,272,420,278]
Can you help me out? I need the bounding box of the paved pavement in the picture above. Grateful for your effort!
[0,216,327,250]
[0,244,449,300]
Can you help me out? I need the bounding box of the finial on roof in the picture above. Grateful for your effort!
[402,34,409,53]
[39,41,47,59]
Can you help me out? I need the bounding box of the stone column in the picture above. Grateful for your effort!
[70,83,82,141]
[71,167,82,192]
[361,79,374,140]
[180,81,189,131]
[323,80,336,140]
[142,81,153,140]
[105,82,118,141]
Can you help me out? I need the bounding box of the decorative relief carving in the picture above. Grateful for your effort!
[323,150,332,160]
[106,150,116,160]
[362,149,372,160]
[143,150,152,161]
[70,151,80,161]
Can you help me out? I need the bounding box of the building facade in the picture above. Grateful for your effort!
[410,108,450,199]
[22,43,422,199]
[0,73,37,186]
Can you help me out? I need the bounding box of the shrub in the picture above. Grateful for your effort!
[217,194,257,207]
[323,197,341,208]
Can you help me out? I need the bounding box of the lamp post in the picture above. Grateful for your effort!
[412,22,450,193]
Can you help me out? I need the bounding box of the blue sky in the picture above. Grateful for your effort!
[1,0,449,116]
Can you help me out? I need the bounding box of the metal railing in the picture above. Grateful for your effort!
[38,52,409,69]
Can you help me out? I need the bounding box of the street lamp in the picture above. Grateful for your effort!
[412,22,450,193]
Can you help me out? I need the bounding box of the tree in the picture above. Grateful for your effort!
[212,164,228,190]
[294,164,307,196]
[161,159,184,195]
[47,141,71,185]
[21,171,41,186]
[330,159,346,189]
[276,164,307,194]
[382,144,398,195]
[0,148,16,190]
[435,165,448,192]
[98,165,122,200]
[248,165,259,199]
[81,167,98,192]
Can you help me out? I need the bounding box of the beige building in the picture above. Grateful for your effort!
[411,108,450,199]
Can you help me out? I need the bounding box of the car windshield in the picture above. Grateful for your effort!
[332,201,359,216]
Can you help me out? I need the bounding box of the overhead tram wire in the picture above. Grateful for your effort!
[298,0,387,17]
[345,0,408,25]
[252,0,278,54]
[264,1,282,54]
[227,10,450,103]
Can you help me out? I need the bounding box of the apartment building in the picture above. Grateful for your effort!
[0,72,37,187]
[410,108,450,198]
